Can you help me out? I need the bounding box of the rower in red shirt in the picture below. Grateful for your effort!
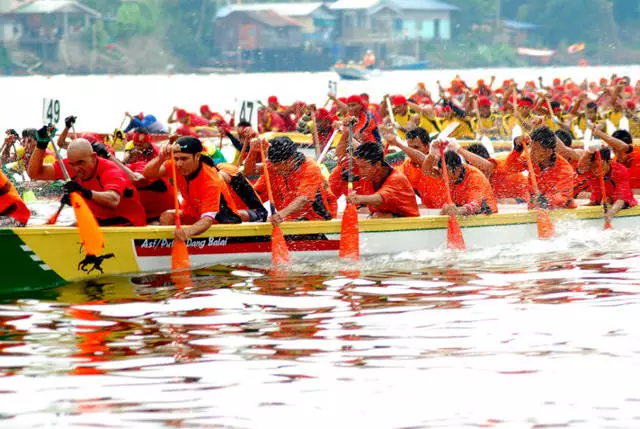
[330,94,381,144]
[28,134,146,226]
[200,105,230,130]
[383,127,448,209]
[346,141,419,218]
[254,136,337,225]
[169,107,208,136]
[576,146,638,224]
[504,126,576,210]
[593,127,640,190]
[143,136,241,241]
[422,141,498,216]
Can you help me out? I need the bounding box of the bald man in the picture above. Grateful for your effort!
[28,137,146,226]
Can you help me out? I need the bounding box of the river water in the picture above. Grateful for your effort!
[2,67,640,427]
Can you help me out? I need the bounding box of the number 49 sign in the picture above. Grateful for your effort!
[42,98,61,125]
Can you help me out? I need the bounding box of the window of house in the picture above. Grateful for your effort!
[440,19,451,39]
[403,21,415,38]
[421,20,435,39]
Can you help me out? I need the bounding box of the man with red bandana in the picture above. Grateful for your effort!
[259,96,288,132]
[296,106,336,148]
[169,107,208,136]
[472,96,503,139]
[200,105,230,131]
[345,94,381,144]
[409,83,433,105]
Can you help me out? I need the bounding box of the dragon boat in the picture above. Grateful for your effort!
[1,204,637,294]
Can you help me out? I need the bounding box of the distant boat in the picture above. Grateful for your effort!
[332,66,380,80]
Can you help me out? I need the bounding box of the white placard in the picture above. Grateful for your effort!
[42,98,61,125]
[235,100,258,129]
[328,80,338,97]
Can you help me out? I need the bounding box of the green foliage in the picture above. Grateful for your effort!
[115,1,157,38]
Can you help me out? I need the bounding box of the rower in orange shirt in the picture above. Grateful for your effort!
[409,82,433,106]
[330,94,381,144]
[422,141,497,216]
[383,127,448,209]
[504,126,576,209]
[346,141,419,218]
[254,137,337,225]
[0,169,30,226]
[143,136,242,241]
[576,146,637,224]
[592,127,640,189]
[455,142,528,203]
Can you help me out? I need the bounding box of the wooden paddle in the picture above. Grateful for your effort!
[339,121,359,261]
[522,136,555,239]
[316,129,339,164]
[169,149,191,271]
[258,142,290,265]
[309,107,322,158]
[49,129,105,256]
[595,149,613,230]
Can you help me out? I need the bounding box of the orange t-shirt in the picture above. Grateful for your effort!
[358,166,419,217]
[399,159,448,209]
[329,159,370,199]
[0,171,30,225]
[451,164,498,214]
[254,157,337,221]
[488,157,529,201]
[505,151,576,209]
[163,160,240,224]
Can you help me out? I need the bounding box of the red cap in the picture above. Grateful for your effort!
[176,109,188,120]
[553,78,561,86]
[137,112,144,120]
[477,79,485,86]
[392,95,407,106]
[315,108,332,122]
[347,95,364,107]
[442,105,452,113]
[518,98,533,108]
[626,100,636,110]
[338,97,348,103]
[599,77,608,85]
[477,96,491,107]
[525,80,536,87]
[200,105,212,115]
[267,96,278,104]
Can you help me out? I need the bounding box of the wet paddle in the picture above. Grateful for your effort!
[595,149,613,230]
[523,136,555,239]
[169,149,191,272]
[310,107,322,158]
[339,121,359,261]
[316,129,339,164]
[49,128,105,256]
[258,142,290,265]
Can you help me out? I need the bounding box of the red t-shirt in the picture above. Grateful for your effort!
[585,161,638,207]
[399,159,448,209]
[451,164,498,214]
[358,166,419,217]
[54,157,146,226]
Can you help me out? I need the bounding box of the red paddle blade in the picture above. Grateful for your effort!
[339,203,360,261]
[447,215,466,250]
[535,209,555,239]
[46,209,61,225]
[171,237,191,271]
[271,225,290,265]
[604,220,613,230]
[70,193,105,256]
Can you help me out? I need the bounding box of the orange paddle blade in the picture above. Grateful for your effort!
[271,225,290,265]
[339,203,360,261]
[171,236,191,271]
[604,220,613,230]
[447,214,466,250]
[46,205,63,225]
[535,208,555,239]
[70,193,104,256]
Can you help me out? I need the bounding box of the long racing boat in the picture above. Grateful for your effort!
[2,205,637,294]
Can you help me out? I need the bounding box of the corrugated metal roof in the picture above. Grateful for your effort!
[330,0,457,11]
[217,2,333,19]
[10,0,101,16]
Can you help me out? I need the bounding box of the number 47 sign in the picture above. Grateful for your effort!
[42,98,61,125]
[235,100,258,129]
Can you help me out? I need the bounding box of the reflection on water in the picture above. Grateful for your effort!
[2,230,640,428]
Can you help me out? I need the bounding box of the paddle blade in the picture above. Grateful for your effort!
[46,204,63,225]
[271,225,290,265]
[447,214,466,250]
[535,209,555,240]
[339,203,360,261]
[604,220,613,230]
[70,193,105,256]
[171,237,191,271]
